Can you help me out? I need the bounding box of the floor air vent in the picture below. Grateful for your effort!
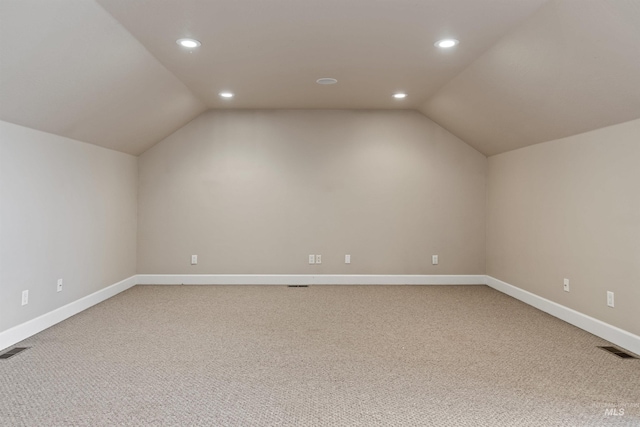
[0,347,29,360]
[288,285,309,288]
[598,346,638,359]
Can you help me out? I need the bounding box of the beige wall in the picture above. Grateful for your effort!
[0,121,137,332]
[138,110,486,275]
[487,118,640,336]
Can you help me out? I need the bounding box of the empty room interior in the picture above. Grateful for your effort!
[1,0,639,425]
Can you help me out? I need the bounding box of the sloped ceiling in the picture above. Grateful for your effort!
[1,0,639,156]
[0,0,206,155]
[420,0,640,155]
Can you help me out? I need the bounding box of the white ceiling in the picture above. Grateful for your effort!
[420,0,640,155]
[0,0,206,155]
[2,0,640,156]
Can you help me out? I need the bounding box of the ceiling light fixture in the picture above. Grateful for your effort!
[316,78,338,85]
[393,93,407,99]
[434,39,459,48]
[176,38,201,48]
[219,92,234,98]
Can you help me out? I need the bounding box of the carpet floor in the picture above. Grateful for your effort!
[1,285,639,426]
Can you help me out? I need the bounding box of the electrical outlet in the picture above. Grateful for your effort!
[22,290,29,306]
[191,255,198,265]
[316,254,322,264]
[57,279,63,292]
[309,254,315,264]
[563,278,570,292]
[345,254,351,264]
[432,255,438,265]
[607,291,614,307]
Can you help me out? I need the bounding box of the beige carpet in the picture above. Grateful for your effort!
[1,285,639,426]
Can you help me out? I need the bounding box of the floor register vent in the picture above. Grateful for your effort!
[598,346,638,359]
[0,347,30,360]
[288,285,309,288]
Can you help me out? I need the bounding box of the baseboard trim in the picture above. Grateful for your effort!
[0,275,137,352]
[486,275,640,356]
[135,274,486,286]
[4,274,637,357]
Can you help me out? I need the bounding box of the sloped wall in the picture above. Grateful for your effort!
[487,118,640,336]
[137,110,486,275]
[0,121,137,333]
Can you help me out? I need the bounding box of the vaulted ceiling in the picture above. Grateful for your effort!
[1,0,639,156]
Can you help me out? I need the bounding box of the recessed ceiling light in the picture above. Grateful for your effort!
[176,38,201,48]
[393,93,407,99]
[434,39,459,48]
[219,92,234,98]
[316,78,338,85]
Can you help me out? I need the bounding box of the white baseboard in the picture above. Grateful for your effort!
[486,275,640,356]
[0,275,137,352]
[0,274,483,350]
[4,274,637,358]
[135,274,487,286]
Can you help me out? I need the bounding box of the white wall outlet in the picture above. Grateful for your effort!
[57,278,63,292]
[607,291,614,307]
[316,254,322,264]
[563,278,570,292]
[432,255,438,265]
[309,254,315,264]
[191,255,198,265]
[345,254,351,264]
[22,290,29,306]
